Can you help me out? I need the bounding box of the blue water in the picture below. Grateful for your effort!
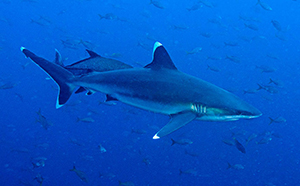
[1,0,300,185]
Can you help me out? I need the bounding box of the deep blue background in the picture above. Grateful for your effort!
[0,0,299,185]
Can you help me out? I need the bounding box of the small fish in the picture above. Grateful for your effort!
[245,133,258,146]
[234,139,246,154]
[80,40,96,50]
[206,56,222,61]
[199,32,212,38]
[131,128,147,134]
[171,138,193,146]
[269,116,286,125]
[39,15,51,24]
[35,143,49,149]
[98,144,107,153]
[70,166,88,183]
[222,139,235,146]
[186,47,202,55]
[275,32,286,41]
[150,0,164,9]
[260,95,274,102]
[98,13,118,20]
[10,147,29,153]
[30,18,50,27]
[271,20,281,31]
[107,53,123,58]
[239,15,260,23]
[0,82,17,89]
[255,65,276,73]
[76,117,95,123]
[118,180,135,186]
[61,39,80,49]
[99,172,116,179]
[266,53,279,60]
[224,41,239,47]
[34,173,44,186]
[69,138,84,146]
[208,18,222,25]
[137,42,151,51]
[227,162,244,170]
[171,24,189,30]
[184,149,199,157]
[199,0,215,8]
[21,61,31,69]
[256,0,272,11]
[268,78,282,87]
[207,64,220,72]
[179,169,198,176]
[142,157,151,165]
[31,157,47,168]
[244,23,259,31]
[256,137,272,144]
[187,3,202,11]
[22,0,38,3]
[225,55,240,63]
[257,84,279,94]
[243,89,258,94]
[36,108,53,130]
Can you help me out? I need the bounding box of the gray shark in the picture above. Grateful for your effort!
[21,42,261,139]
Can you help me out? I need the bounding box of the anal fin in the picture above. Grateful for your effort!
[153,112,196,139]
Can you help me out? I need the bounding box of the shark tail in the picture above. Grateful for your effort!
[268,117,274,125]
[227,162,232,169]
[256,83,264,90]
[179,169,183,175]
[21,47,76,108]
[171,138,176,146]
[69,165,76,172]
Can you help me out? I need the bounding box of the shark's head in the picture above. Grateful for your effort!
[192,95,262,121]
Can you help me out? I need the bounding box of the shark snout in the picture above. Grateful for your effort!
[239,104,262,118]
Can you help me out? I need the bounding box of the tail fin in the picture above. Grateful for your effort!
[21,47,76,108]
[268,117,274,125]
[69,166,76,172]
[179,169,183,175]
[227,162,231,169]
[256,83,264,90]
[171,138,176,146]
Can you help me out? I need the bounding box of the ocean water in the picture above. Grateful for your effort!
[0,0,299,185]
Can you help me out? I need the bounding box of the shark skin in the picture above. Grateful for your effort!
[21,42,262,139]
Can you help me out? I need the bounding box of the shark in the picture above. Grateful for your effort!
[21,42,262,139]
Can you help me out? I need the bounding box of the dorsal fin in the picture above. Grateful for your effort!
[86,49,101,58]
[144,42,177,70]
[54,49,64,66]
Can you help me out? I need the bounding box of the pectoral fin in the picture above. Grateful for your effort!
[153,112,197,139]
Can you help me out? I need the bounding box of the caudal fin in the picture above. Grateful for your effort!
[21,47,76,108]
